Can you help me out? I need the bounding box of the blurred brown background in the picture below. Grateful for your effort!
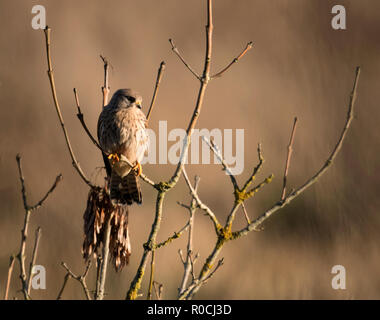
[0,0,379,299]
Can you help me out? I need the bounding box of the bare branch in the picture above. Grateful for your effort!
[178,176,200,296]
[182,167,221,232]
[146,61,166,123]
[200,258,224,286]
[177,201,191,210]
[4,255,15,300]
[281,117,298,200]
[241,203,251,225]
[169,39,201,80]
[178,249,185,265]
[147,250,156,300]
[95,215,113,300]
[27,227,41,296]
[60,261,92,300]
[180,257,224,300]
[126,190,166,300]
[153,281,163,300]
[100,55,110,108]
[211,41,253,79]
[74,88,103,151]
[166,0,214,188]
[234,66,361,237]
[99,55,113,178]
[15,154,61,300]
[241,143,264,193]
[30,175,62,211]
[202,137,239,190]
[43,27,94,188]
[140,172,156,187]
[155,221,190,249]
[57,273,71,300]
[16,154,28,211]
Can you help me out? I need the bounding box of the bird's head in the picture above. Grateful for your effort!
[110,89,142,109]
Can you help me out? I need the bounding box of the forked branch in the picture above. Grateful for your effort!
[58,261,92,300]
[15,154,62,300]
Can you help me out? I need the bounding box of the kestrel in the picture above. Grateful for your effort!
[97,89,149,205]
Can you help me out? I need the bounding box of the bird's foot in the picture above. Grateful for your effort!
[132,162,142,177]
[108,153,120,165]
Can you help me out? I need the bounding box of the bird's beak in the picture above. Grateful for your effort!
[136,100,142,109]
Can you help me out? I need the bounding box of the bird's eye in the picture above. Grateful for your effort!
[126,96,136,103]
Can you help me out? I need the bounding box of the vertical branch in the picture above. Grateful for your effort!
[281,117,298,200]
[167,0,213,187]
[16,155,32,300]
[178,176,199,297]
[4,255,15,300]
[99,56,113,178]
[100,55,110,108]
[95,216,113,300]
[27,227,42,296]
[126,191,166,300]
[95,56,113,300]
[147,250,156,300]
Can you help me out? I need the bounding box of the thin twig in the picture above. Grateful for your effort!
[4,255,15,300]
[146,61,166,123]
[202,137,239,190]
[15,154,61,300]
[241,203,251,225]
[169,39,201,80]
[203,137,252,224]
[281,117,298,200]
[182,167,220,232]
[235,66,361,236]
[188,253,197,282]
[241,143,264,193]
[60,261,92,300]
[99,55,113,178]
[211,41,253,79]
[153,281,163,300]
[200,258,224,284]
[74,88,103,151]
[178,249,185,265]
[56,273,71,300]
[27,227,41,296]
[179,257,224,300]
[100,55,110,108]
[178,176,199,296]
[155,221,191,249]
[30,175,62,211]
[43,27,94,188]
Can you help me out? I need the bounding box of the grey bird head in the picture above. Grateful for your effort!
[109,89,142,109]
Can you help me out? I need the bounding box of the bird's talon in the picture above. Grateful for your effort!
[108,153,120,165]
[133,162,142,177]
